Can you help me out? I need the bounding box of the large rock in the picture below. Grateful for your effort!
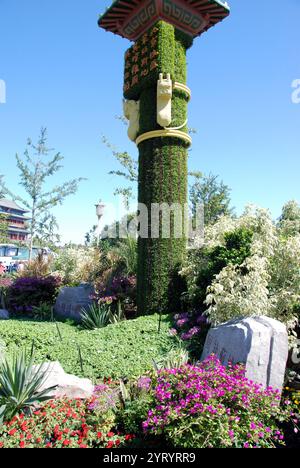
[0,309,9,320]
[33,362,94,399]
[54,283,94,322]
[201,316,288,392]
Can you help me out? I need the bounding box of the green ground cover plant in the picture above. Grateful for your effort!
[0,315,178,380]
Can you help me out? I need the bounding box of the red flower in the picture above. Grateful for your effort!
[106,441,114,449]
[107,432,114,438]
[20,422,27,432]
[8,429,17,436]
[20,441,25,448]
[63,440,71,446]
[97,432,102,439]
[0,442,4,448]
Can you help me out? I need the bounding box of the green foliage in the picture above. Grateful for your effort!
[80,303,114,330]
[137,23,190,316]
[31,303,54,321]
[185,227,253,310]
[117,378,155,435]
[0,351,55,423]
[111,236,137,277]
[0,315,178,380]
[189,172,233,225]
[124,22,176,101]
[0,128,85,257]
[278,200,300,237]
[0,213,8,243]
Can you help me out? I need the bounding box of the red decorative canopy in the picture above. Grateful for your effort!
[98,0,230,41]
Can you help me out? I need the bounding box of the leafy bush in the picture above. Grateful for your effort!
[32,303,54,321]
[0,315,178,380]
[0,352,55,423]
[94,275,137,318]
[182,227,253,311]
[117,377,155,435]
[0,278,13,309]
[80,303,115,330]
[52,247,102,286]
[143,355,298,448]
[0,397,135,448]
[8,276,61,316]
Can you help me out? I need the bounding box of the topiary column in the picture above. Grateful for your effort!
[132,23,193,315]
[98,0,230,316]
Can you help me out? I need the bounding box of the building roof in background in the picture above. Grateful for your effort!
[0,198,29,213]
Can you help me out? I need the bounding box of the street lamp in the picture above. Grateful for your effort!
[95,200,105,244]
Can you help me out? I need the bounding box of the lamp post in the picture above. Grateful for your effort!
[98,0,230,315]
[95,200,105,245]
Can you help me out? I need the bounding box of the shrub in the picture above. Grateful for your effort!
[80,303,113,330]
[181,227,253,311]
[0,352,55,423]
[0,397,135,448]
[0,278,13,309]
[94,275,137,317]
[142,355,298,448]
[171,312,209,358]
[8,276,61,316]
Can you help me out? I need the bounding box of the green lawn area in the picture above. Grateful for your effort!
[0,314,177,381]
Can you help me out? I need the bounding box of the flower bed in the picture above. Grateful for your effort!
[0,398,134,449]
[142,355,299,448]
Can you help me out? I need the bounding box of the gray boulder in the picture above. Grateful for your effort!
[32,361,94,399]
[54,283,94,322]
[0,309,9,320]
[201,316,288,392]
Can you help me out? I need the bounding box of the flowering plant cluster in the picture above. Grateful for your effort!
[94,275,136,313]
[142,355,298,448]
[170,312,208,357]
[8,276,62,316]
[0,398,134,449]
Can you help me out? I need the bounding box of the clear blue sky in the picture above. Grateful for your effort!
[0,0,299,244]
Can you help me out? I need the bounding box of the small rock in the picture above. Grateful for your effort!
[32,361,94,399]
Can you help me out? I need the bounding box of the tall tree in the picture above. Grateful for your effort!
[0,128,85,258]
[278,200,300,237]
[0,213,8,244]
[189,172,233,225]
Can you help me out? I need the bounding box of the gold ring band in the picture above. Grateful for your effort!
[136,129,192,147]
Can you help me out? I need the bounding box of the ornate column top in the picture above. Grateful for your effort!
[98,0,230,41]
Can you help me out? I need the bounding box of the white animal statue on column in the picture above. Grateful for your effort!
[157,73,173,128]
[123,99,140,142]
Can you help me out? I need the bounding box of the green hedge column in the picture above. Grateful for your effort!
[136,24,193,315]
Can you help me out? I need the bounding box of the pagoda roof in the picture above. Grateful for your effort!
[0,198,29,213]
[99,0,230,41]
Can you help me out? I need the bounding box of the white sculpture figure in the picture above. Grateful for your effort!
[123,99,140,142]
[157,73,173,128]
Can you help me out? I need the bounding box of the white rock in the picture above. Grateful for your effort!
[0,309,9,320]
[201,316,288,392]
[32,361,94,399]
